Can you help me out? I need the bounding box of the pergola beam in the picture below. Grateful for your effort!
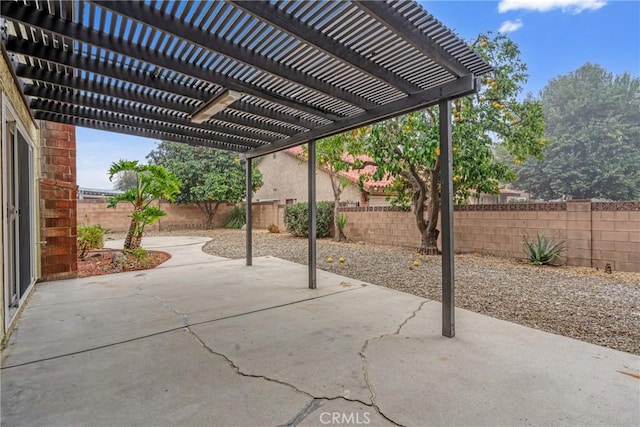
[34,111,246,152]
[229,0,422,95]
[26,85,283,143]
[17,64,307,136]
[354,1,470,78]
[5,36,213,102]
[243,74,477,159]
[32,101,258,151]
[94,0,378,110]
[1,1,342,122]
[17,65,195,114]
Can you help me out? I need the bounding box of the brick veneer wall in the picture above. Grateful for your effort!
[339,201,640,272]
[78,199,234,232]
[39,121,77,280]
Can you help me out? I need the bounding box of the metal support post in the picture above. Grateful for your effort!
[439,99,455,337]
[246,158,253,266]
[307,141,317,289]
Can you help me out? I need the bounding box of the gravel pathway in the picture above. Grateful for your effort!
[109,229,640,355]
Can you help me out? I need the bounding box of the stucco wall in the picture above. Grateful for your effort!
[254,151,362,204]
[1,49,40,342]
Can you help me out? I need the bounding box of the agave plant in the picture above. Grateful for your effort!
[523,232,566,266]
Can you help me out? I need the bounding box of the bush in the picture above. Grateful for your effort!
[226,206,246,229]
[124,247,148,264]
[523,232,566,266]
[336,213,347,234]
[284,202,333,237]
[77,224,108,259]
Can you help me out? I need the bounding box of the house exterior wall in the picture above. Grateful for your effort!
[254,151,362,204]
[340,201,640,272]
[39,122,78,281]
[0,50,40,343]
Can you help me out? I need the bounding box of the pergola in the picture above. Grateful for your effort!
[1,0,491,337]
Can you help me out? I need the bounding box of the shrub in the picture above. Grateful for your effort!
[267,223,280,233]
[523,232,566,266]
[125,247,149,264]
[284,202,333,237]
[226,206,246,229]
[336,213,347,234]
[77,224,108,259]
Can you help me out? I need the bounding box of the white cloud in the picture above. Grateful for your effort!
[499,19,524,33]
[498,0,607,14]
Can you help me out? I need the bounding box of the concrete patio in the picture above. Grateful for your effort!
[1,237,638,426]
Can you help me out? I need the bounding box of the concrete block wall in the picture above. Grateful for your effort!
[454,202,583,266]
[591,202,640,272]
[251,201,286,230]
[339,201,640,273]
[78,200,233,232]
[39,122,78,281]
[341,207,421,248]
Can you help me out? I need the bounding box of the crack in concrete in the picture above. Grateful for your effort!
[358,300,428,427]
[186,326,403,426]
[137,285,190,326]
[395,300,429,336]
[132,272,192,325]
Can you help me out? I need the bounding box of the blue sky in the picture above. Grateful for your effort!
[77,0,640,189]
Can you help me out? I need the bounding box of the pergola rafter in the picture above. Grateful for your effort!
[1,0,493,337]
[228,0,423,95]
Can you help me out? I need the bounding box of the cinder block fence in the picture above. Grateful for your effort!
[340,201,640,273]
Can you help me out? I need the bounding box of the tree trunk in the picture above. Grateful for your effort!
[124,205,142,250]
[422,164,441,255]
[123,218,137,250]
[405,160,441,255]
[197,202,220,229]
[330,175,346,242]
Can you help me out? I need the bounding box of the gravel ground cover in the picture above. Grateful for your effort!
[108,229,640,355]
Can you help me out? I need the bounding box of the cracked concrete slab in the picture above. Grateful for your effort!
[189,284,422,405]
[363,301,640,426]
[1,254,360,367]
[1,289,183,367]
[2,236,638,426]
[1,329,309,427]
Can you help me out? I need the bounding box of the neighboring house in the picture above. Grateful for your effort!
[468,188,530,205]
[254,147,392,207]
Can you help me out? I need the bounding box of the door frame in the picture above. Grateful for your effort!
[2,94,37,330]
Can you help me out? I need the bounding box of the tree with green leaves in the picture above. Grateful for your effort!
[147,141,263,228]
[359,32,545,254]
[108,160,181,250]
[303,137,367,242]
[515,63,640,200]
[112,169,138,191]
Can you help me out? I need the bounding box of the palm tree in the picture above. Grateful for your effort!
[107,160,181,250]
